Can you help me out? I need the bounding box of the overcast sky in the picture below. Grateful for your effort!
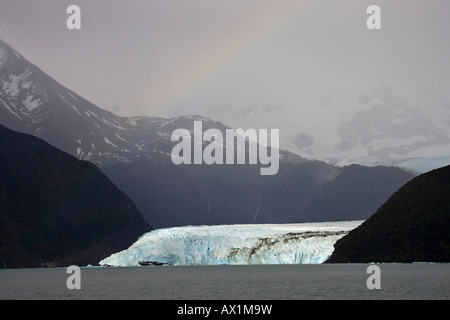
[0,0,449,119]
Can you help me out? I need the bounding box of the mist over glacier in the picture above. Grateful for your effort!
[99,221,362,266]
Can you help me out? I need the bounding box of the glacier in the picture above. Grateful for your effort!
[99,221,363,266]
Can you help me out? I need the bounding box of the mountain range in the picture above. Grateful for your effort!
[0,38,414,228]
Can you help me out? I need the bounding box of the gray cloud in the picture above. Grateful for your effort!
[0,0,449,121]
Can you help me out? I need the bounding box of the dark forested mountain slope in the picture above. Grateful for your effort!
[327,165,450,263]
[0,124,152,268]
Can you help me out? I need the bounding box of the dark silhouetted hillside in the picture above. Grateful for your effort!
[327,165,450,263]
[0,124,152,268]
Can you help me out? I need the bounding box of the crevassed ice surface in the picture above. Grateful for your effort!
[100,221,363,266]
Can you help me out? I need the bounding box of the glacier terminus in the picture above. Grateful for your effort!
[99,221,363,266]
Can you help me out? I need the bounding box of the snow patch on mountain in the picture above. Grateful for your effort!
[3,74,21,97]
[104,136,118,148]
[22,94,41,111]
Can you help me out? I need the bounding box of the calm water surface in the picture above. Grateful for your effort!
[0,264,448,300]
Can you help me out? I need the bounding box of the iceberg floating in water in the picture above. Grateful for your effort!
[99,221,363,266]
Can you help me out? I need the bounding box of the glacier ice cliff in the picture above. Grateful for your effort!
[99,221,363,266]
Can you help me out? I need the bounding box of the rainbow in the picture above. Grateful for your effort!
[149,0,316,116]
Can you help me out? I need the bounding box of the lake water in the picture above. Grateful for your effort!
[0,264,448,300]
